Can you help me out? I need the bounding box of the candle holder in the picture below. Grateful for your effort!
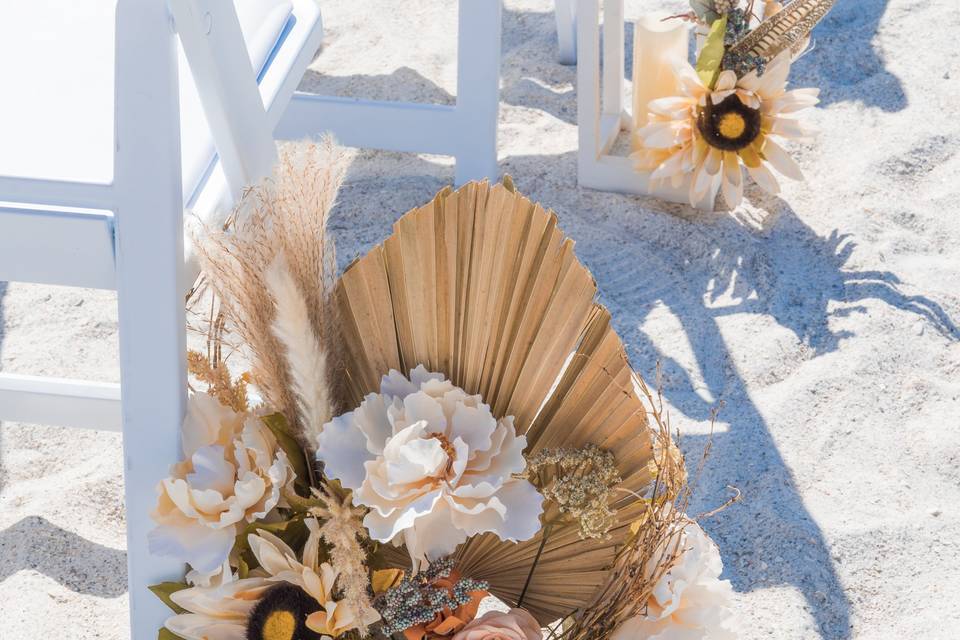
[575,0,713,209]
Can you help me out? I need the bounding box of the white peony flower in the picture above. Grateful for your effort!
[612,519,737,640]
[317,365,544,564]
[149,392,296,584]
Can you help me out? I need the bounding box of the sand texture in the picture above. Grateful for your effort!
[2,0,960,638]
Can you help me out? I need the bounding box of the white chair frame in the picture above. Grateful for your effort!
[576,0,697,207]
[276,0,503,185]
[0,0,319,635]
[555,0,578,64]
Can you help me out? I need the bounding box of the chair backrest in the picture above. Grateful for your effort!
[0,0,281,635]
[169,0,278,200]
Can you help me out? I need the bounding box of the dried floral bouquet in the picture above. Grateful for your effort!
[149,140,738,640]
[633,0,837,208]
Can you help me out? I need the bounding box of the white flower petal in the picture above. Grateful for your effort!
[747,162,781,194]
[380,368,420,398]
[186,446,236,495]
[403,499,469,562]
[248,530,300,576]
[754,50,792,99]
[640,122,689,149]
[769,117,817,140]
[715,70,737,92]
[494,480,544,542]
[650,149,689,182]
[390,437,447,483]
[705,148,723,176]
[447,495,507,537]
[721,152,743,209]
[165,614,248,640]
[648,96,694,118]
[363,489,443,543]
[180,393,239,457]
[449,401,496,453]
[149,521,237,574]
[770,88,819,114]
[408,364,446,389]
[316,410,376,490]
[403,390,449,434]
[170,577,270,618]
[761,138,805,181]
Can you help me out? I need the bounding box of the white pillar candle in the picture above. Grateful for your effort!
[631,14,690,137]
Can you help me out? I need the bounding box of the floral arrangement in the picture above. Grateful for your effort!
[633,0,836,208]
[148,141,738,640]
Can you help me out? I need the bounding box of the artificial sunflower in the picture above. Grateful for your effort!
[163,518,379,640]
[633,50,819,208]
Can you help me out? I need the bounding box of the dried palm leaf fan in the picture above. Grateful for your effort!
[333,180,683,624]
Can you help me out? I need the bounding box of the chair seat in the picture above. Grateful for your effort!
[0,0,310,204]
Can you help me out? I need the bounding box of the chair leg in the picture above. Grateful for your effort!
[556,0,578,65]
[114,1,188,637]
[453,0,502,184]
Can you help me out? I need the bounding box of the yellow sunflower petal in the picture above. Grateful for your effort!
[739,143,763,169]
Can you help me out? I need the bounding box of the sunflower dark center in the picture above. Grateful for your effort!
[697,93,762,152]
[247,584,323,640]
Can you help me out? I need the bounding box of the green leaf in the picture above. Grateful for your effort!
[696,14,728,89]
[261,412,311,491]
[148,582,190,614]
[159,628,186,640]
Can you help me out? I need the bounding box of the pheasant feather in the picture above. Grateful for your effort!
[728,0,837,66]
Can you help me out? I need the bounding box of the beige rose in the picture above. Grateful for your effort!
[451,609,542,640]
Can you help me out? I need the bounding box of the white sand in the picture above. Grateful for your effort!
[3,0,960,638]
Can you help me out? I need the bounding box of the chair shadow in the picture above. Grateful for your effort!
[298,66,455,106]
[792,0,907,112]
[0,515,127,598]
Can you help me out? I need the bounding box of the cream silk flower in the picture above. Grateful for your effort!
[317,365,544,565]
[149,392,296,584]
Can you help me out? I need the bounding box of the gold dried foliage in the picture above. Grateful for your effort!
[525,444,622,541]
[193,137,349,444]
[309,484,377,637]
[186,350,249,412]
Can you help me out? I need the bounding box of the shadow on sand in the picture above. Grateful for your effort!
[0,515,127,598]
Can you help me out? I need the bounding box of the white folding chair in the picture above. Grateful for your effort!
[276,0,503,185]
[0,0,322,635]
[556,0,578,64]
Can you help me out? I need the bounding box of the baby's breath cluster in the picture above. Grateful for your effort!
[373,557,488,635]
[713,0,740,13]
[525,444,622,540]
